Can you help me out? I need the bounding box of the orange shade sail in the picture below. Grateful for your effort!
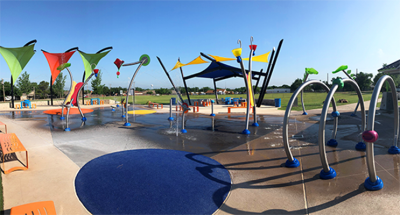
[42,51,75,85]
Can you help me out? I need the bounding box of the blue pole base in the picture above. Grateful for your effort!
[168,117,174,121]
[60,116,65,120]
[116,104,120,107]
[388,146,400,154]
[302,112,308,115]
[181,129,187,133]
[320,168,336,179]
[355,142,366,151]
[327,139,338,147]
[210,114,215,117]
[81,117,87,121]
[124,122,131,126]
[364,176,384,191]
[121,115,126,118]
[112,109,115,112]
[242,129,250,135]
[252,122,259,127]
[285,158,300,168]
[64,128,71,131]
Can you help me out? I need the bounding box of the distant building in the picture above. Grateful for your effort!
[216,89,226,95]
[206,90,214,95]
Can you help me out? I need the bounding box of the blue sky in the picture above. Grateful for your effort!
[1,0,400,90]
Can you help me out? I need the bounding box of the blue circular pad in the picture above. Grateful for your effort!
[75,149,231,214]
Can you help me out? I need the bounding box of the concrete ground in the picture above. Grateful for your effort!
[0,100,398,214]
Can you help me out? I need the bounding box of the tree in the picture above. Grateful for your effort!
[16,71,32,94]
[91,71,103,94]
[146,91,153,95]
[290,78,303,92]
[53,72,67,98]
[355,72,373,91]
[200,87,211,92]
[36,81,49,98]
[373,72,385,87]
[0,81,22,100]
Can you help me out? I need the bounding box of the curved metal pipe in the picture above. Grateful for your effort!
[125,60,145,125]
[61,67,74,119]
[318,79,365,172]
[238,59,251,132]
[365,75,398,182]
[301,74,309,114]
[248,44,257,125]
[283,80,337,162]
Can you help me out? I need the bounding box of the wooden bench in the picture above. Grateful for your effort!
[148,102,163,109]
[0,121,7,134]
[0,133,28,174]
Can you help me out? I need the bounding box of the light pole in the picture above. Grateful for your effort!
[1,79,4,102]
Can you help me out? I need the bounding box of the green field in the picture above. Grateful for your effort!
[97,91,381,111]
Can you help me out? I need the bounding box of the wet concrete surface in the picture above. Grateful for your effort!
[2,107,400,214]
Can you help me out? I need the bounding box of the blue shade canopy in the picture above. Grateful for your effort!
[184,61,253,80]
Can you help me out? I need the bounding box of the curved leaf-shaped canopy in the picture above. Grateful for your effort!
[42,50,75,84]
[79,49,111,81]
[0,41,36,84]
[305,68,318,75]
[332,65,348,74]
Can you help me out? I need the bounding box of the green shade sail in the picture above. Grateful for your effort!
[79,50,111,80]
[332,65,348,74]
[304,68,318,82]
[0,41,36,83]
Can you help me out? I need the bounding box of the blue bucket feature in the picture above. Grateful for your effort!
[171,98,176,105]
[274,98,281,107]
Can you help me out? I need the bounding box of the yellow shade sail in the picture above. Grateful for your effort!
[243,51,271,63]
[185,56,208,66]
[208,54,236,62]
[171,61,185,71]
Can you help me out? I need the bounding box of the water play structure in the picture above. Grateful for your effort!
[157,38,283,134]
[0,40,37,108]
[231,37,258,134]
[42,47,78,105]
[56,63,99,131]
[114,54,150,127]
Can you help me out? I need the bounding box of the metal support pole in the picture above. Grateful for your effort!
[82,72,85,105]
[213,78,219,104]
[157,57,185,104]
[248,41,258,127]
[179,58,191,105]
[181,112,186,133]
[60,68,74,120]
[11,75,14,108]
[168,98,174,121]
[210,100,215,116]
[50,75,53,106]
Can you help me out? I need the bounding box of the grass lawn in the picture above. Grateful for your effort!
[97,91,381,111]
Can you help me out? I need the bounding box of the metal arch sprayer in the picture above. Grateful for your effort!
[318,78,366,179]
[282,78,337,168]
[361,75,399,190]
[120,54,150,127]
